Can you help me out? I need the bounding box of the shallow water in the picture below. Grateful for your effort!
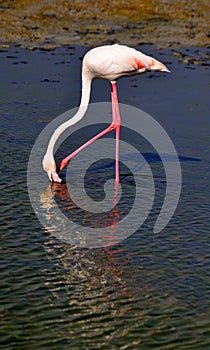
[0,45,210,349]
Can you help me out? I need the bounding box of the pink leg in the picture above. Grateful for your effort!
[111,83,121,188]
[59,82,121,186]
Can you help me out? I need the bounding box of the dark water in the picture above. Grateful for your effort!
[0,45,210,349]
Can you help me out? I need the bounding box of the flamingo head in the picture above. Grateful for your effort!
[42,154,62,183]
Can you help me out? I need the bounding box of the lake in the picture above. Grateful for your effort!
[0,45,209,349]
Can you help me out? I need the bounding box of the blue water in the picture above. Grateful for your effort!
[0,45,209,349]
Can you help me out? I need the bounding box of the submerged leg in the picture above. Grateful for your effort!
[59,82,121,187]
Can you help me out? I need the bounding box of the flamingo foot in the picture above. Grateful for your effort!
[59,159,69,172]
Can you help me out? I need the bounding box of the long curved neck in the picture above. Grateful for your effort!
[46,73,92,158]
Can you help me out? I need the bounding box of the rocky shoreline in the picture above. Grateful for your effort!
[0,0,209,50]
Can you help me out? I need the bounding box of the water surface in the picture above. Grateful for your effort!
[0,45,210,349]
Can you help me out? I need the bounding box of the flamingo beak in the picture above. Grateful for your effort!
[47,170,62,183]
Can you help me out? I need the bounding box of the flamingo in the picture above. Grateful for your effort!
[43,44,170,184]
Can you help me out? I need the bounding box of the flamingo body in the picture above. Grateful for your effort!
[83,44,168,82]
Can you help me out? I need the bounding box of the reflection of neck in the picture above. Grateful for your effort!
[46,73,92,157]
